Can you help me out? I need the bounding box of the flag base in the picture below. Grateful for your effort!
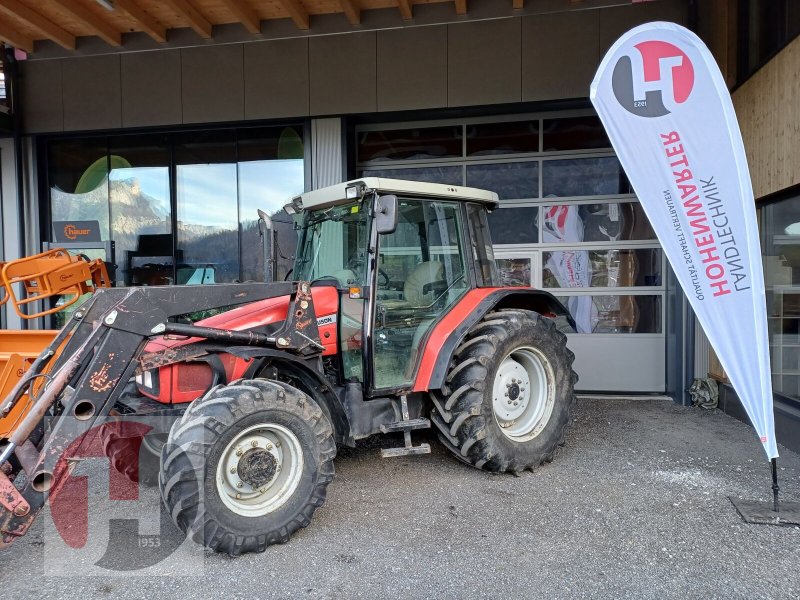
[729,497,800,525]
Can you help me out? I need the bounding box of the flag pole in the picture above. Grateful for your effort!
[771,457,780,513]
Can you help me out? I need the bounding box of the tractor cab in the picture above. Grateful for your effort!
[288,178,501,391]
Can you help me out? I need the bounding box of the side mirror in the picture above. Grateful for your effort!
[375,194,398,235]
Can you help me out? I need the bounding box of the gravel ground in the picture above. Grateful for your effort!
[1,397,799,599]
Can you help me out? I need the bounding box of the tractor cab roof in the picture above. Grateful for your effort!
[291,178,499,212]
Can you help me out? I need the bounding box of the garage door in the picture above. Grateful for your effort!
[356,111,666,392]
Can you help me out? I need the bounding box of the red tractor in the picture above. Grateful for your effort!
[0,178,577,555]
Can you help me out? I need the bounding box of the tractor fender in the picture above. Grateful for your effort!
[233,348,351,446]
[412,288,576,393]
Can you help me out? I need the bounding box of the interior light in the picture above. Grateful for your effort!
[95,0,115,11]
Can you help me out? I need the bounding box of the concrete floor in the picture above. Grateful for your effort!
[1,398,799,599]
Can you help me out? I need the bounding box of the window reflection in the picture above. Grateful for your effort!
[110,135,170,286]
[555,294,661,334]
[49,127,305,287]
[542,202,655,242]
[238,126,305,282]
[543,249,662,288]
[466,162,538,200]
[357,126,463,162]
[542,157,631,197]
[497,257,532,287]
[49,139,110,241]
[542,116,610,151]
[361,166,462,186]
[761,197,800,400]
[488,207,538,244]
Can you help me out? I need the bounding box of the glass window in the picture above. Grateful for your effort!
[238,126,305,282]
[541,202,655,242]
[487,207,538,244]
[361,166,462,186]
[542,157,631,197]
[294,201,369,286]
[49,139,111,241]
[175,131,239,284]
[497,257,532,287]
[357,126,463,162]
[47,126,306,288]
[467,203,499,286]
[465,120,539,156]
[554,294,661,334]
[761,195,800,401]
[109,135,171,286]
[737,0,800,84]
[374,199,468,389]
[543,249,662,288]
[542,116,610,151]
[466,162,538,200]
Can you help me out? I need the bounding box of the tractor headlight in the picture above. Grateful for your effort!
[135,369,159,395]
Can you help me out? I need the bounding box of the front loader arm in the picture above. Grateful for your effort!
[0,281,321,548]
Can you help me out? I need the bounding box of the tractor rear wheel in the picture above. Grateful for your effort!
[431,309,577,474]
[159,378,336,555]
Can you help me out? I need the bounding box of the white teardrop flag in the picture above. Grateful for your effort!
[590,22,777,459]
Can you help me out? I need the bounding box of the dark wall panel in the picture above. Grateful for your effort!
[121,50,182,128]
[522,11,599,102]
[448,19,521,107]
[20,60,63,133]
[182,44,244,124]
[309,32,377,115]
[244,38,310,119]
[377,25,447,112]
[62,55,121,131]
[599,0,688,54]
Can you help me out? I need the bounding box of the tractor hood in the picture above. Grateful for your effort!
[143,285,339,354]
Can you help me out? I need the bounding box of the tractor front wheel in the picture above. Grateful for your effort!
[431,309,577,474]
[159,378,336,555]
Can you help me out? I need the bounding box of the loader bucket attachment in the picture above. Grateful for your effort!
[0,248,111,320]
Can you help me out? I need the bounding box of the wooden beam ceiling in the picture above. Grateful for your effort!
[163,0,213,39]
[398,0,413,20]
[219,0,262,34]
[5,0,482,51]
[49,0,122,47]
[0,15,34,53]
[0,0,75,50]
[277,0,310,30]
[340,0,361,26]
[115,0,168,43]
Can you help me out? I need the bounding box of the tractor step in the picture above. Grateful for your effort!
[379,417,430,433]
[380,395,431,458]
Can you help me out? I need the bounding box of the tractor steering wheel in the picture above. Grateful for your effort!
[348,256,390,287]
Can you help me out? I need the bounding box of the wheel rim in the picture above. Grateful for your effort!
[491,346,555,442]
[215,423,304,517]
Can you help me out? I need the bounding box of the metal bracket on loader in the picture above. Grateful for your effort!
[0,281,321,548]
[380,395,431,458]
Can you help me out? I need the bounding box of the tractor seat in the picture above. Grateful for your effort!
[379,261,444,312]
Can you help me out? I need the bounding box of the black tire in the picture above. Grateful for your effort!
[430,309,577,474]
[100,420,164,487]
[159,378,336,556]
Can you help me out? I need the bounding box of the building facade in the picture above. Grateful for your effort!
[0,0,797,446]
